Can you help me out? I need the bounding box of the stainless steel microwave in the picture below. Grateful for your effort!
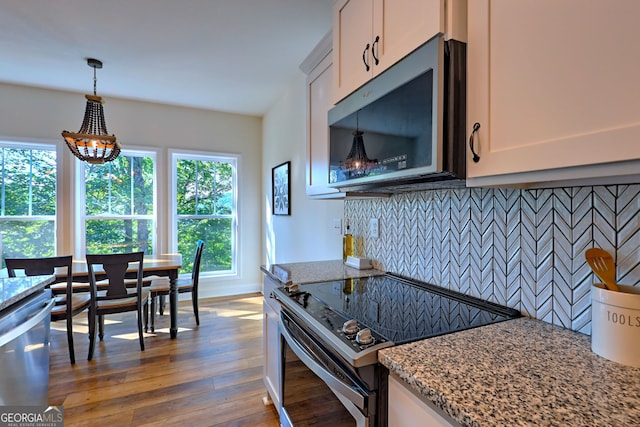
[328,36,466,192]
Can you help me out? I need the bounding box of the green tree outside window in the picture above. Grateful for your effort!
[175,156,236,275]
[0,143,57,269]
[83,152,155,255]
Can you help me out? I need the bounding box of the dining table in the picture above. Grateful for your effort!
[56,253,183,338]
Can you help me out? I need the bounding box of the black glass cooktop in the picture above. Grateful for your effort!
[285,273,520,344]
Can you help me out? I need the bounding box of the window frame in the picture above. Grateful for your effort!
[169,149,239,278]
[0,140,58,266]
[75,147,159,257]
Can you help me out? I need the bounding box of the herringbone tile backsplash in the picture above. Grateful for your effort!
[345,184,640,334]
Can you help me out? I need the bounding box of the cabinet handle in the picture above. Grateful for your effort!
[469,122,481,163]
[362,43,370,72]
[372,35,380,65]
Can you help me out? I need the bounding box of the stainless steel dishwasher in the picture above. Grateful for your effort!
[0,289,54,405]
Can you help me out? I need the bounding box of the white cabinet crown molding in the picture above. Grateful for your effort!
[300,30,332,75]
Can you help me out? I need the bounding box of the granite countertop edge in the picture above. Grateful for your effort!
[379,317,640,427]
[0,275,55,311]
[260,259,385,285]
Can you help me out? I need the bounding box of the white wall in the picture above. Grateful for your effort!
[262,72,344,265]
[0,82,263,298]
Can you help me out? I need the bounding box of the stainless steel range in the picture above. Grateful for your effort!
[272,273,520,427]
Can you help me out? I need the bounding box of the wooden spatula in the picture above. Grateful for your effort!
[585,248,619,291]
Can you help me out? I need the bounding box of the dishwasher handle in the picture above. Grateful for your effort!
[0,297,55,347]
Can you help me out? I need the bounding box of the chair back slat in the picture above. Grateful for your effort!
[102,262,129,297]
[86,252,144,300]
[192,240,205,285]
[7,261,53,276]
[6,256,73,290]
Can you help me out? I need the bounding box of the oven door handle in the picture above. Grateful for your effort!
[331,383,371,427]
[280,320,367,410]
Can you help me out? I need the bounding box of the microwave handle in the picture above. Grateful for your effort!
[279,318,367,410]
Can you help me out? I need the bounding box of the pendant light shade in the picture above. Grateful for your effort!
[62,58,120,164]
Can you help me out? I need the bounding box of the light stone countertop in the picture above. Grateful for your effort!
[379,317,640,427]
[260,259,384,286]
[0,275,55,311]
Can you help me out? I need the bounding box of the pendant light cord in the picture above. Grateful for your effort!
[93,65,97,96]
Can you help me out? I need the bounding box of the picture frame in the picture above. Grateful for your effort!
[272,161,291,215]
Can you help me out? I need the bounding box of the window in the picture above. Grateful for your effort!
[0,140,237,278]
[79,150,156,255]
[171,152,237,275]
[0,142,57,268]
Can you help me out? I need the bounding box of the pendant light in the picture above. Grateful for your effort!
[62,58,120,164]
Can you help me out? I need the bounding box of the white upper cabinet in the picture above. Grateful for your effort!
[301,32,344,198]
[306,45,341,197]
[466,0,640,187]
[332,0,451,104]
[333,0,374,103]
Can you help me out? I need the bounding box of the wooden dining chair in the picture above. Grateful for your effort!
[7,258,109,297]
[6,255,91,364]
[146,240,204,333]
[48,277,107,295]
[49,276,146,296]
[86,251,149,360]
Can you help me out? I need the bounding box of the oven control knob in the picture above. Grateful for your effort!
[356,328,374,345]
[342,319,359,335]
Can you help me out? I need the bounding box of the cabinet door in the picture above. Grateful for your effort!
[467,0,640,187]
[307,54,342,197]
[333,0,374,103]
[262,276,281,411]
[388,375,460,427]
[333,0,448,103]
[263,300,280,410]
[373,0,445,72]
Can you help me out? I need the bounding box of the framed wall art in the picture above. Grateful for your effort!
[272,161,290,215]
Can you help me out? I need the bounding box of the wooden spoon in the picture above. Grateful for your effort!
[585,248,619,291]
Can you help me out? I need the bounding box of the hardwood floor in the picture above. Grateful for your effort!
[48,293,280,427]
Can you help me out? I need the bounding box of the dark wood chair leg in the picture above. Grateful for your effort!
[158,295,165,315]
[98,315,105,341]
[137,306,145,351]
[88,309,96,361]
[66,315,76,364]
[144,304,149,332]
[192,291,200,326]
[150,295,156,333]
[144,301,149,333]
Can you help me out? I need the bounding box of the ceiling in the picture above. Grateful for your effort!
[0,0,333,116]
